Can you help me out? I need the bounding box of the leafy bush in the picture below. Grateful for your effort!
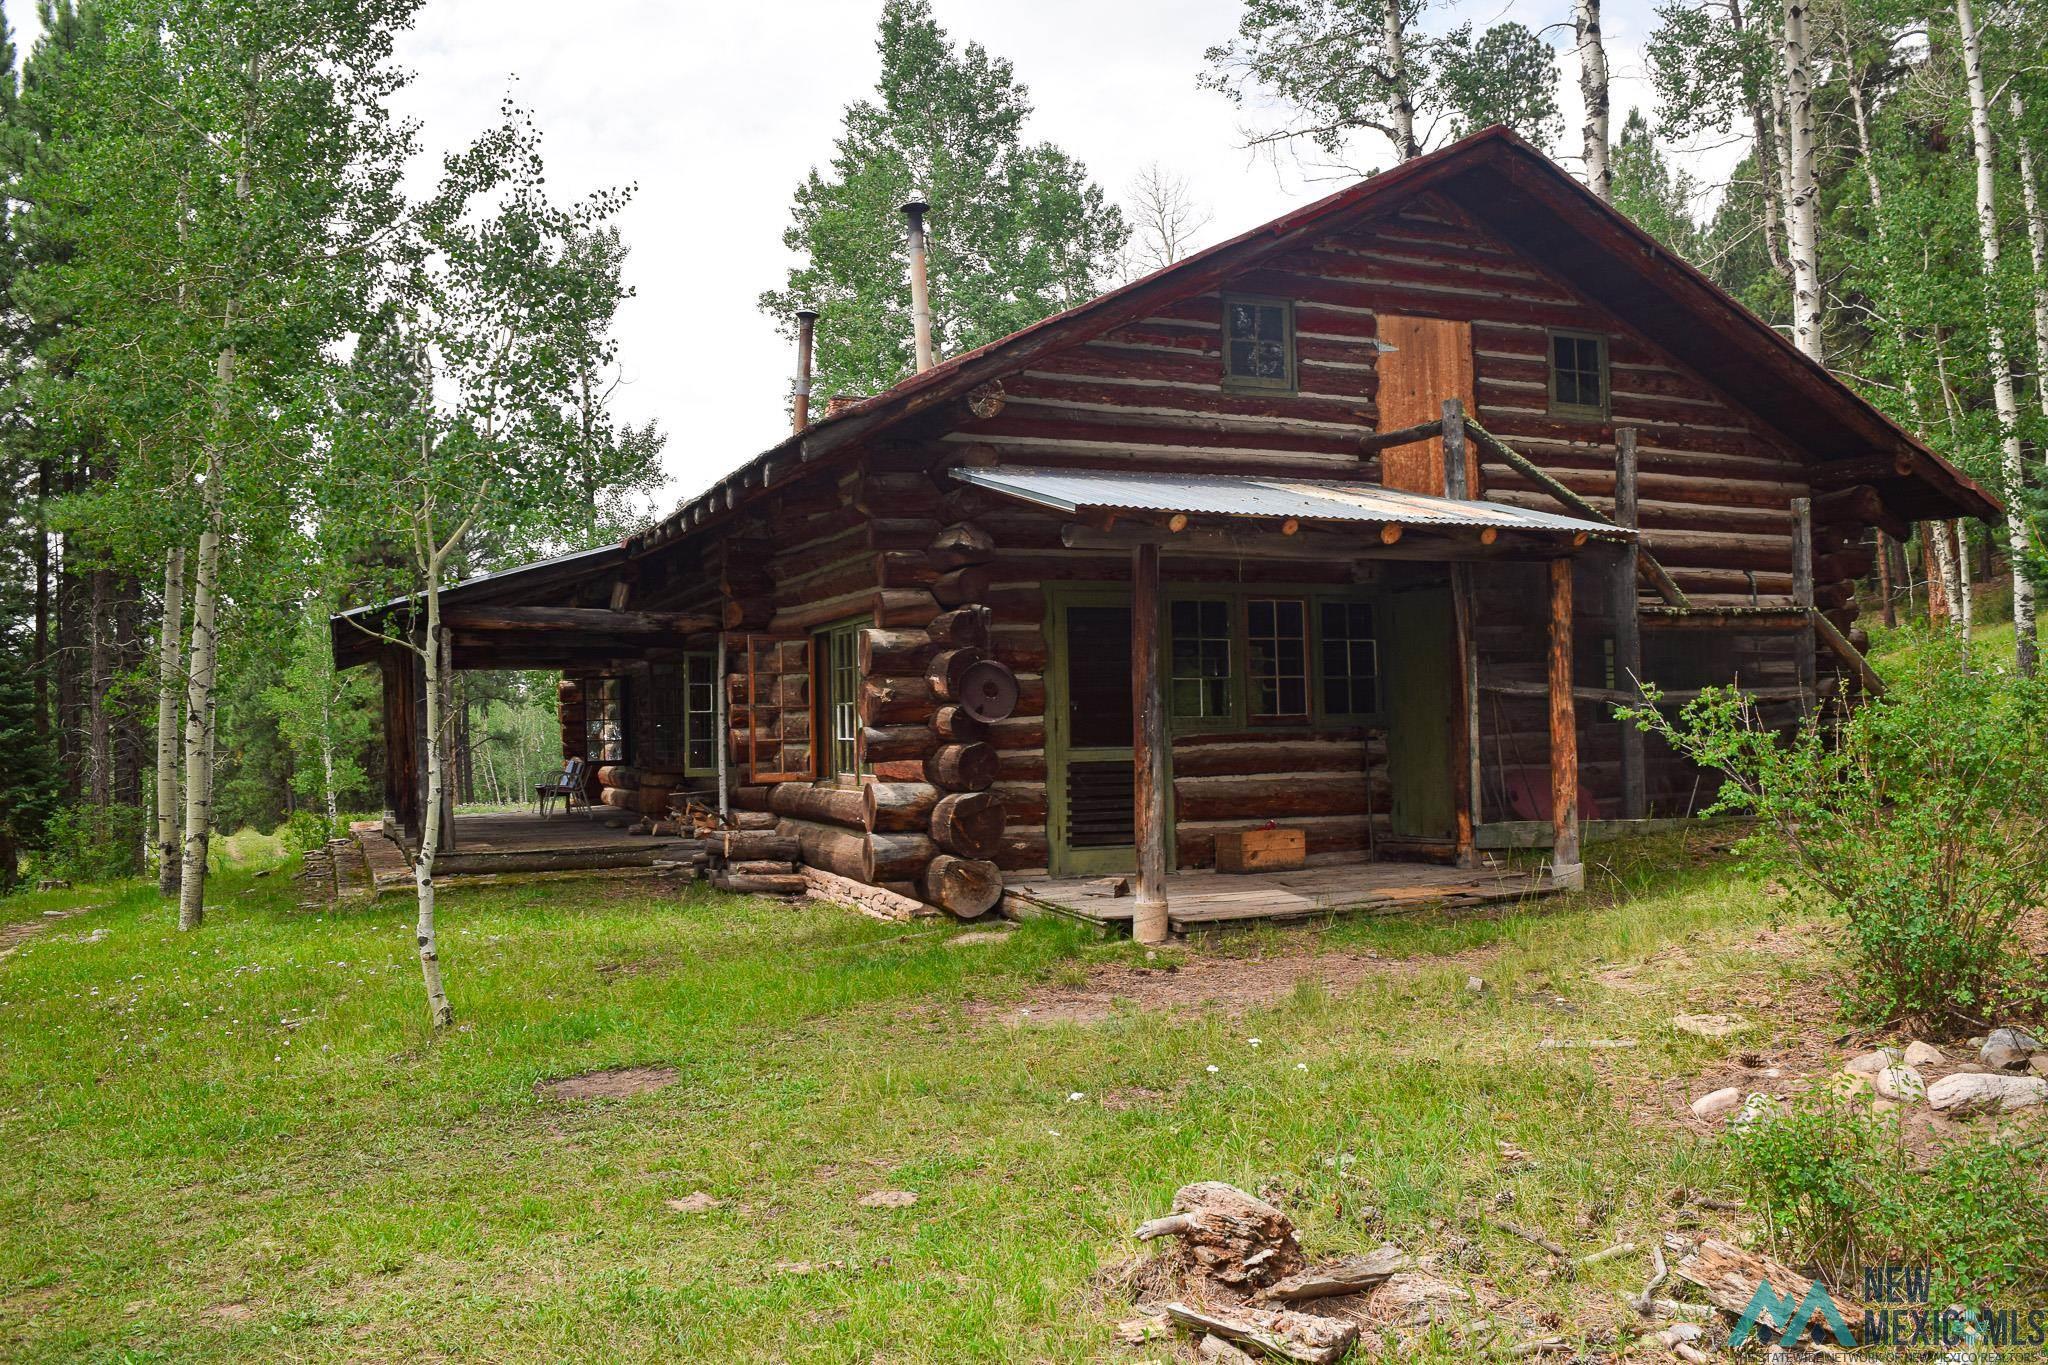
[1728,1087,2048,1302]
[1629,642,2048,1031]
[281,810,342,855]
[26,804,146,885]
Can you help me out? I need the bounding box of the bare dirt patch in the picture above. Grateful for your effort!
[534,1064,679,1101]
[979,944,1495,1026]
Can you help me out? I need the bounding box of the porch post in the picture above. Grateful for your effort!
[1547,558,1583,889]
[379,650,404,830]
[436,627,456,853]
[1790,496,1817,715]
[1130,541,1170,944]
[1613,428,1647,819]
[1442,399,1480,866]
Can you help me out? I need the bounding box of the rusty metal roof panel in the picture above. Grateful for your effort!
[952,467,1631,538]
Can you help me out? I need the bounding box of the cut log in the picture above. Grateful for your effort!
[873,588,940,627]
[713,831,800,861]
[800,866,936,922]
[719,873,808,896]
[722,597,775,631]
[932,565,991,608]
[932,705,988,742]
[1160,1304,1356,1365]
[930,790,1006,858]
[733,811,780,831]
[925,646,988,702]
[1263,1247,1408,1303]
[926,742,1000,792]
[734,785,773,812]
[863,781,940,833]
[859,628,932,676]
[784,818,871,882]
[859,675,932,727]
[863,724,939,762]
[1668,1235,1865,1339]
[864,831,937,883]
[875,550,940,590]
[728,859,800,875]
[955,658,1020,723]
[921,854,1003,918]
[767,782,868,831]
[930,522,996,569]
[926,604,992,650]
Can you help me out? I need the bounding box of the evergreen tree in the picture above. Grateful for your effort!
[1610,110,1703,256]
[0,652,57,894]
[760,0,1128,408]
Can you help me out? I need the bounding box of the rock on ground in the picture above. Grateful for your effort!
[1690,1087,1742,1120]
[1928,1073,2048,1113]
[1982,1028,2042,1070]
[858,1190,919,1208]
[1845,1047,1902,1077]
[1672,1013,1747,1039]
[1873,1065,1926,1102]
[1902,1041,1945,1068]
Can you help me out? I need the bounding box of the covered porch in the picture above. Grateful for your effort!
[1003,857,1563,933]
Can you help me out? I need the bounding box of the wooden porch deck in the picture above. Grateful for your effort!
[358,811,699,887]
[1002,857,1562,934]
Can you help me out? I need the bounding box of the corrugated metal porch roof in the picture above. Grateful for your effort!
[952,467,1631,539]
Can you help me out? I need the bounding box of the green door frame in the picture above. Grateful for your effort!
[1045,585,1146,876]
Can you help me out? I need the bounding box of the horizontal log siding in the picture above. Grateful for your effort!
[948,192,1820,612]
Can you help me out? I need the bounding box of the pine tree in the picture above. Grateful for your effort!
[760,0,1128,408]
[0,651,57,894]
[1610,111,1702,256]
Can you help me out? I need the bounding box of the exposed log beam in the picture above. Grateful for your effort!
[441,606,717,636]
[1548,558,1583,889]
[1130,541,1169,944]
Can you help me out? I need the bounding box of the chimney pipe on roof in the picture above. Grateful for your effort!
[901,191,935,373]
[792,304,819,433]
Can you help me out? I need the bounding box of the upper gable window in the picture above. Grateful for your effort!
[1223,296,1295,390]
[1548,330,1608,416]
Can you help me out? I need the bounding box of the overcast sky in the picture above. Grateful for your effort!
[4,0,1740,518]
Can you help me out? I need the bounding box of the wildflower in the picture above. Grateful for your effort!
[1067,1092,1085,1102]
[1206,1065,1220,1074]
[1295,1063,1309,1072]
[1248,1037,1261,1048]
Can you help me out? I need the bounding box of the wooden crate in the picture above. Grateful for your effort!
[1214,827,1306,874]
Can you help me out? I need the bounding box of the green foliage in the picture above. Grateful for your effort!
[1434,21,1560,148]
[1729,1087,2048,1301]
[760,0,1128,407]
[0,659,58,895]
[279,809,340,855]
[1610,110,1702,257]
[26,803,143,886]
[1200,0,1564,159]
[1627,643,2048,1031]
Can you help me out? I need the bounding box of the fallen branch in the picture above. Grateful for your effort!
[1630,1243,1668,1315]
[1577,1241,1638,1267]
[1163,1302,1358,1365]
[1263,1247,1407,1303]
[1490,1217,1570,1258]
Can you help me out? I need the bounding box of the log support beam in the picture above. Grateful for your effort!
[1547,558,1583,889]
[1790,496,1818,716]
[1613,429,1647,820]
[1130,541,1170,944]
[1444,400,1480,867]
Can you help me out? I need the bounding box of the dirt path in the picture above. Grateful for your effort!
[0,903,107,960]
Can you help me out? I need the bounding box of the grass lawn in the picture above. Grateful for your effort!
[0,835,1831,1361]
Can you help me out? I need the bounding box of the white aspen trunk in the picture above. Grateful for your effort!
[155,546,186,898]
[1575,0,1611,200]
[2014,94,2048,432]
[320,698,339,829]
[414,574,454,1029]
[1384,4,1419,160]
[177,437,225,931]
[1782,0,1825,364]
[1951,522,1974,642]
[1957,0,2035,674]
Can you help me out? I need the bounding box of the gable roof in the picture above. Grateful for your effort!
[633,124,1994,553]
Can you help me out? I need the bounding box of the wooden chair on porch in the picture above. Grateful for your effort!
[536,756,589,818]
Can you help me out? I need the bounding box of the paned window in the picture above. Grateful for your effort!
[1247,598,1309,718]
[1223,296,1295,389]
[585,677,626,763]
[1169,599,1233,719]
[1318,600,1380,718]
[1549,331,1608,414]
[683,652,717,775]
[820,621,863,779]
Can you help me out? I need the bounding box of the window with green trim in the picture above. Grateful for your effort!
[1318,599,1380,718]
[819,620,864,779]
[1222,296,1295,390]
[1247,598,1309,719]
[1548,330,1608,415]
[1169,598,1233,720]
[682,652,718,775]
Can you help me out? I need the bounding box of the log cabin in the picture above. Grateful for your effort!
[331,127,1996,939]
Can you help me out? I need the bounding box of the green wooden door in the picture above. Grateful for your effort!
[1385,582,1456,841]
[1046,590,1140,875]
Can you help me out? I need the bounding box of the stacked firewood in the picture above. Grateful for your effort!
[704,823,805,896]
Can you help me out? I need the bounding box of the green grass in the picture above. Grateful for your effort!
[0,835,1817,1361]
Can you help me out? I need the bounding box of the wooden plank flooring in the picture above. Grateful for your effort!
[363,812,694,882]
[1003,858,1559,933]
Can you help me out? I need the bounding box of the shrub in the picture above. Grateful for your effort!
[1728,1087,2048,1303]
[281,810,341,855]
[1628,642,2048,1032]
[26,803,146,885]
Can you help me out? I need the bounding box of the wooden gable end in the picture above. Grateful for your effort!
[942,191,1833,610]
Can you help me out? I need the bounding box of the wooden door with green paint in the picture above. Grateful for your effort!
[1385,581,1456,842]
[1046,590,1139,875]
